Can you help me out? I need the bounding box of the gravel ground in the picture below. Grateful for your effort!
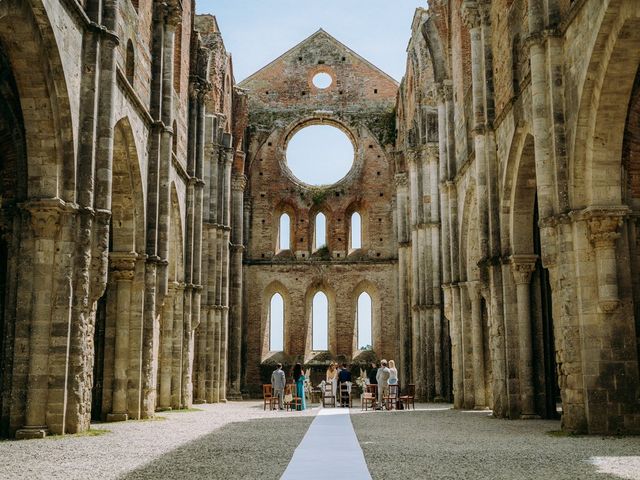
[0,401,316,480]
[350,404,640,480]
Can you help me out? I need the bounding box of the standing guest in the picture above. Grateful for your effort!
[271,363,286,410]
[388,360,398,386]
[326,362,338,402]
[293,363,306,411]
[337,363,352,407]
[376,359,390,409]
[368,362,378,385]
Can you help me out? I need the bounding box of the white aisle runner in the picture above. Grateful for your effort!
[281,408,372,480]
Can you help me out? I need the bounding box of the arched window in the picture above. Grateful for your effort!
[126,40,135,85]
[278,213,291,251]
[172,120,178,156]
[357,292,372,350]
[312,291,328,351]
[269,293,284,351]
[350,212,362,250]
[314,212,327,250]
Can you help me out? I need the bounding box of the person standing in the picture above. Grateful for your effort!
[388,360,398,386]
[293,363,306,411]
[376,359,390,409]
[337,363,352,407]
[368,362,378,385]
[271,363,286,410]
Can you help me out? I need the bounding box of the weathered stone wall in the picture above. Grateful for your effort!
[403,0,640,434]
[0,0,238,438]
[239,30,399,394]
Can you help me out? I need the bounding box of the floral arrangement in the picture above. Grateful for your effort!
[354,368,368,389]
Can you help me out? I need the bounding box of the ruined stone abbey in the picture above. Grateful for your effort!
[0,0,638,440]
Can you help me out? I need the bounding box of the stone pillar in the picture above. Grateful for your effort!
[468,280,486,408]
[171,283,185,408]
[395,173,411,387]
[157,282,175,411]
[228,173,246,399]
[585,211,627,312]
[16,202,61,439]
[511,255,538,418]
[107,252,137,421]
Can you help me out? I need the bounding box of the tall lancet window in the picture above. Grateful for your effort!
[269,293,284,351]
[312,291,328,351]
[278,213,291,251]
[314,212,327,250]
[357,292,372,350]
[350,212,362,250]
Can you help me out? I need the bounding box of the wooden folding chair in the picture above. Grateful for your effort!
[322,382,336,407]
[399,384,416,410]
[384,384,400,410]
[263,384,276,411]
[362,384,377,411]
[339,382,352,408]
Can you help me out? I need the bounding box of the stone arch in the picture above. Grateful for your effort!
[572,0,640,207]
[459,182,479,282]
[273,200,296,253]
[91,116,145,422]
[309,204,334,253]
[421,16,449,84]
[111,117,145,253]
[168,184,184,284]
[345,199,368,253]
[261,281,291,359]
[350,280,381,356]
[304,280,337,358]
[0,0,75,201]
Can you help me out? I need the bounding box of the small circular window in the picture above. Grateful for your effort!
[312,72,333,89]
[286,124,354,186]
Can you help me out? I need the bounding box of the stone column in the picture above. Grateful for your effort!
[228,174,246,399]
[16,202,61,439]
[468,280,486,408]
[395,173,411,386]
[511,255,538,418]
[171,283,185,408]
[157,282,175,411]
[585,210,627,312]
[107,252,137,421]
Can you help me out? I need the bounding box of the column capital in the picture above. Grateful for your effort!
[109,252,138,280]
[461,1,490,29]
[581,206,628,249]
[466,280,483,301]
[510,255,538,285]
[231,174,247,191]
[24,198,65,238]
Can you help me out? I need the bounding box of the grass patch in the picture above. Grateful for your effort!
[546,430,583,438]
[46,429,111,440]
[134,415,167,422]
[166,407,203,413]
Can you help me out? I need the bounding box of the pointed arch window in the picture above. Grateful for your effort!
[312,291,328,351]
[314,212,327,250]
[269,293,284,351]
[350,212,362,250]
[278,213,291,251]
[125,40,135,85]
[357,292,372,350]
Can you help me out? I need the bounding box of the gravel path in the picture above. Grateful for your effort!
[0,402,316,480]
[350,404,640,480]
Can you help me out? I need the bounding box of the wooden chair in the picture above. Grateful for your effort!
[322,382,336,407]
[339,382,352,408]
[384,384,400,410]
[361,384,377,411]
[399,384,416,410]
[262,384,276,411]
[284,383,301,411]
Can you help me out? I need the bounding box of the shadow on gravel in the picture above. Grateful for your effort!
[118,414,314,480]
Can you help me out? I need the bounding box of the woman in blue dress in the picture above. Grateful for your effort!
[293,363,306,411]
